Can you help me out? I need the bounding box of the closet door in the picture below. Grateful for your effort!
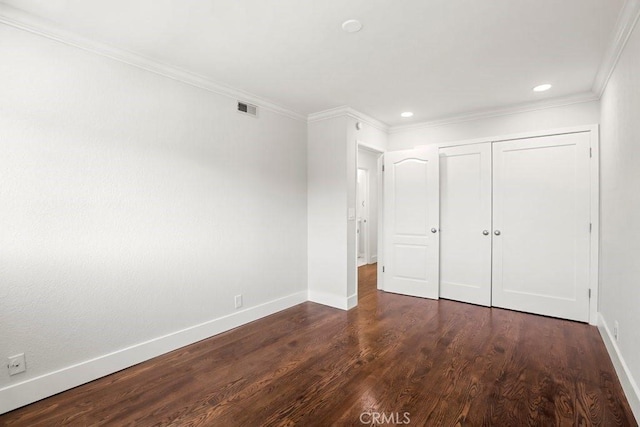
[492,132,591,322]
[383,147,439,299]
[439,143,492,306]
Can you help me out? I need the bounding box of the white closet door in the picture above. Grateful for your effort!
[439,143,492,306]
[383,147,439,299]
[492,132,591,322]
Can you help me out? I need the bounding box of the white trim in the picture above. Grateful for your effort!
[377,155,385,291]
[307,106,351,123]
[432,125,598,150]
[370,255,378,263]
[308,106,389,134]
[592,0,640,96]
[347,294,358,310]
[0,291,307,415]
[308,290,351,310]
[597,313,640,420]
[389,92,599,135]
[589,126,600,326]
[358,140,385,154]
[0,4,305,122]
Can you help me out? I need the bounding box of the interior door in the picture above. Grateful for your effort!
[492,132,591,322]
[383,146,439,299]
[439,143,492,306]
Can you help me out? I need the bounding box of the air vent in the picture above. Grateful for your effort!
[237,101,258,117]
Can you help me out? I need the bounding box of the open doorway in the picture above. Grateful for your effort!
[357,144,382,301]
[356,168,369,267]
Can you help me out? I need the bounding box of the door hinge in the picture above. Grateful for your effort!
[588,288,592,298]
[589,223,592,233]
[382,266,385,273]
[382,165,385,172]
[590,147,592,158]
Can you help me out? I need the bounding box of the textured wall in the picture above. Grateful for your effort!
[599,16,640,409]
[0,23,307,388]
[307,117,349,303]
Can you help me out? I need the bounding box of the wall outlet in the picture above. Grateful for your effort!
[7,353,26,376]
[234,294,243,309]
[614,321,619,341]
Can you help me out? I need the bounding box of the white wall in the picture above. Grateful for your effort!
[388,100,600,150]
[346,117,387,300]
[307,115,387,308]
[357,148,380,262]
[0,23,307,412]
[599,15,640,418]
[307,116,349,308]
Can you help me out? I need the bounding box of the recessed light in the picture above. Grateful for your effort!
[533,84,552,92]
[342,19,362,33]
[401,112,414,118]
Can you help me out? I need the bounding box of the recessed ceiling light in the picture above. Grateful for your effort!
[401,112,414,118]
[533,84,552,92]
[342,19,362,33]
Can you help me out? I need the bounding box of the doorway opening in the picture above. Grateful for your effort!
[357,168,369,267]
[356,144,383,301]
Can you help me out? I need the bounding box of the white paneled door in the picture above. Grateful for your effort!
[492,133,591,322]
[383,147,440,299]
[439,143,492,306]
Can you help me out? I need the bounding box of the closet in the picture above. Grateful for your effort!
[383,129,595,322]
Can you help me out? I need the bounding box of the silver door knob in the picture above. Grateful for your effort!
[494,230,501,236]
[431,228,438,233]
[483,230,489,235]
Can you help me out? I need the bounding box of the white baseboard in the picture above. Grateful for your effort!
[347,293,358,310]
[370,255,377,263]
[597,313,640,421]
[308,290,350,310]
[0,290,307,415]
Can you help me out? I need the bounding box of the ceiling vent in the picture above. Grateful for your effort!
[237,101,258,117]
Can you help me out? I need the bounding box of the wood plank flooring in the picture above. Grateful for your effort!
[1,263,636,426]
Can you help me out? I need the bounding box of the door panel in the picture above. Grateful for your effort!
[492,133,591,322]
[439,143,492,306]
[383,147,439,299]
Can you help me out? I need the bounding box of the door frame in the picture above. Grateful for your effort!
[384,125,599,324]
[356,167,370,265]
[356,141,385,291]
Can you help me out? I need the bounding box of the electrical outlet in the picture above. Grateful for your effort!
[234,294,243,309]
[614,321,619,341]
[7,353,26,376]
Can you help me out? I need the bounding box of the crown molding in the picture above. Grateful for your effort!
[308,106,389,133]
[389,91,599,134]
[592,0,640,97]
[307,106,351,123]
[0,4,306,122]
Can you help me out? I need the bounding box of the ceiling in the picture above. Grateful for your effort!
[0,0,625,126]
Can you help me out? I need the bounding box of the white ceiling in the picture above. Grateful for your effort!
[1,0,625,126]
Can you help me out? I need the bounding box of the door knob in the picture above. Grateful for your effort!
[483,230,489,235]
[494,230,501,236]
[431,228,438,233]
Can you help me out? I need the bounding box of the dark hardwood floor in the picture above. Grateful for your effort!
[1,263,636,426]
